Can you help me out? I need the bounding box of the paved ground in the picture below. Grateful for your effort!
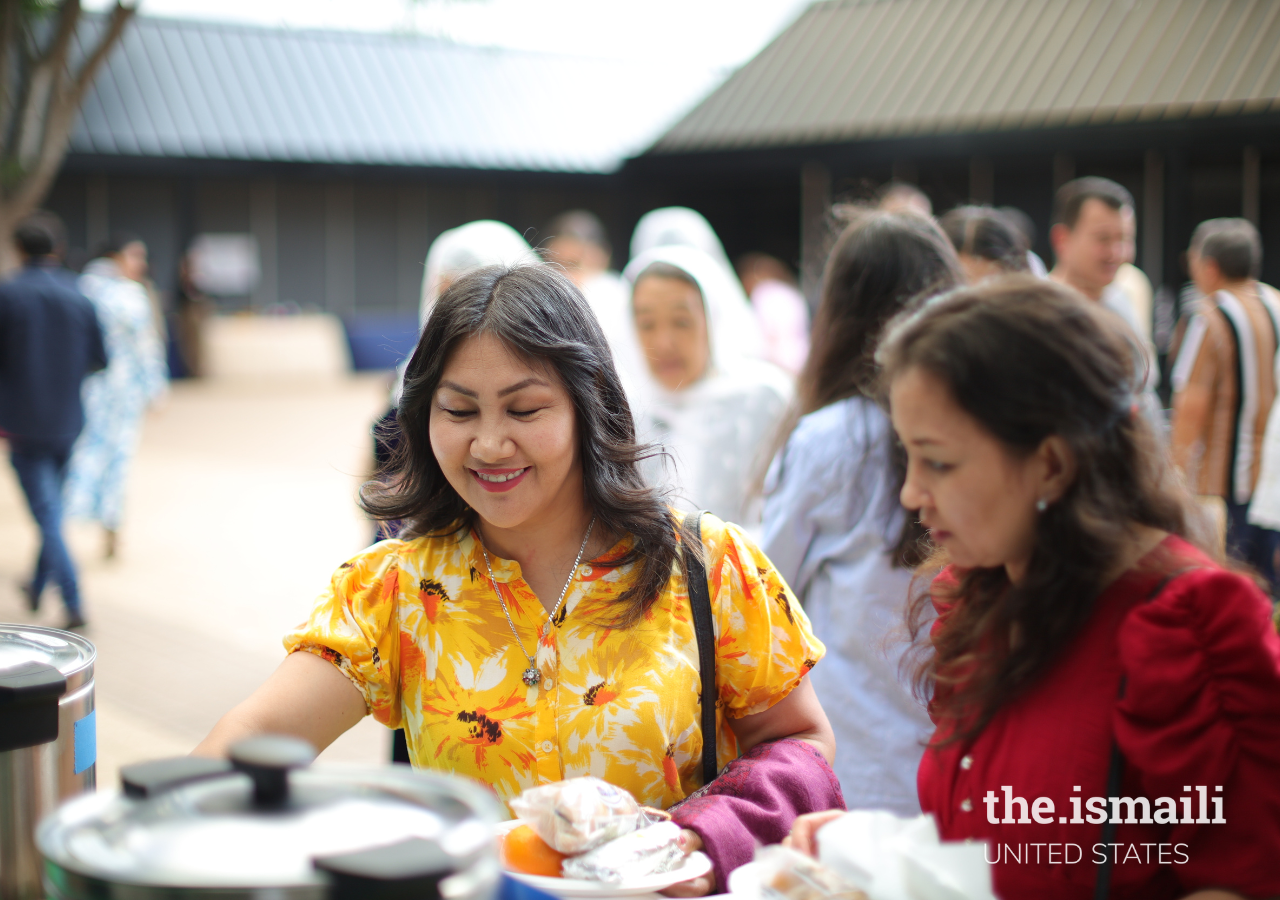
[0,372,397,790]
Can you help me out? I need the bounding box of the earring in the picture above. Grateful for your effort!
[1035,499,1048,512]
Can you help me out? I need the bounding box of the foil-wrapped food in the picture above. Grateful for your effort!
[509,776,642,854]
[561,822,686,884]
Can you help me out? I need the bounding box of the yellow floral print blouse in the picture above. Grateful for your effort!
[284,511,824,809]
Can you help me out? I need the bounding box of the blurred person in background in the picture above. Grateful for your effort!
[937,205,1030,283]
[998,205,1048,277]
[792,279,1280,899]
[624,245,788,527]
[418,220,532,326]
[761,208,962,813]
[64,233,169,560]
[0,213,106,629]
[736,252,809,374]
[1050,177,1163,436]
[877,181,933,218]
[542,210,642,387]
[1171,219,1280,586]
[1049,177,1143,337]
[172,252,214,378]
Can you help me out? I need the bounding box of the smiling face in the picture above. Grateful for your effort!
[1052,199,1133,299]
[890,366,1054,581]
[631,274,710,392]
[429,332,583,532]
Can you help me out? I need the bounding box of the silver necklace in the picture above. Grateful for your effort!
[479,514,596,688]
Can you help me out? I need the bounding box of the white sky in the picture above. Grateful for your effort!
[86,0,813,70]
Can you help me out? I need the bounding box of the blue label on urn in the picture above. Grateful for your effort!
[74,710,96,774]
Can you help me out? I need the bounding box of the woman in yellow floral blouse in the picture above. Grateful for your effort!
[196,264,837,894]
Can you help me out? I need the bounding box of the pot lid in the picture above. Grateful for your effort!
[37,736,503,893]
[0,624,95,692]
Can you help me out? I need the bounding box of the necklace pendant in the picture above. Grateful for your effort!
[521,666,541,687]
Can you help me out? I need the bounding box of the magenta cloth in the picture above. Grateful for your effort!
[669,739,845,892]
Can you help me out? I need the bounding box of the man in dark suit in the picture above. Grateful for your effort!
[0,213,107,629]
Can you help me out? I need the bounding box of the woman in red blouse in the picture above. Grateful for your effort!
[791,278,1280,899]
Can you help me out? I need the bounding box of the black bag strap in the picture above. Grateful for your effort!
[1094,566,1197,898]
[681,510,719,787]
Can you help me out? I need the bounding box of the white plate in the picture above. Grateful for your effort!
[496,819,713,897]
[726,861,764,899]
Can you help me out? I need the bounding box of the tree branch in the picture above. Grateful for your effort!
[70,1,132,100]
[39,0,80,72]
[0,0,20,152]
[10,2,133,212]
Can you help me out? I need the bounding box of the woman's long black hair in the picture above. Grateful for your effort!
[362,264,682,627]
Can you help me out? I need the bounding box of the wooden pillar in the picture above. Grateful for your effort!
[1143,150,1164,290]
[1164,149,1189,313]
[800,161,832,313]
[86,174,109,253]
[1244,145,1261,225]
[969,156,993,204]
[1052,152,1075,190]
[325,182,356,316]
[250,178,277,309]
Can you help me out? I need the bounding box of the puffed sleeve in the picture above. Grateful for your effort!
[283,541,406,729]
[698,514,825,718]
[1115,567,1280,896]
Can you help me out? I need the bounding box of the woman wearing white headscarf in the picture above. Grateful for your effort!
[623,245,790,527]
[419,220,532,322]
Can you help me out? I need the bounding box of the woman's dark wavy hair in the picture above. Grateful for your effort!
[770,207,962,567]
[938,205,1030,273]
[362,264,683,628]
[879,277,1217,743]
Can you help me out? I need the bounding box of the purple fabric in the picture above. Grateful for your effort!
[669,739,846,893]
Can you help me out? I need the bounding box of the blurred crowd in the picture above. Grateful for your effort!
[379,179,1280,808]
[0,215,167,629]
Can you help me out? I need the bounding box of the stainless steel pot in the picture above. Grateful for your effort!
[0,625,97,900]
[36,736,504,900]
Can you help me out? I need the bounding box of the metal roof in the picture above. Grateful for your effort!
[68,15,719,173]
[654,0,1280,153]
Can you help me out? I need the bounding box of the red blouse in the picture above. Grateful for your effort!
[917,536,1280,899]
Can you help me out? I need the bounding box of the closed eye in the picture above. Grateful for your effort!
[509,408,543,418]
[439,406,475,418]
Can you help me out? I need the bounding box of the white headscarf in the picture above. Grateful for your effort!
[629,207,731,268]
[621,245,792,526]
[419,220,533,323]
[623,244,766,381]
[392,221,534,405]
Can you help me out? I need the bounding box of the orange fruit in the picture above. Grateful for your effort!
[502,824,567,877]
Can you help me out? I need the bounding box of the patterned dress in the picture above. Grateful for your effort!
[284,512,824,809]
[64,258,167,530]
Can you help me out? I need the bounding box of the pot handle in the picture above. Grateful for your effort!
[228,735,316,806]
[0,661,67,752]
[121,757,233,798]
[314,836,454,900]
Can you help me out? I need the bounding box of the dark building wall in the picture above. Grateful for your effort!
[41,161,639,320]
[635,114,1280,304]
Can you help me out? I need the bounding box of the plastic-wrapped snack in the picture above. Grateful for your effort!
[756,846,868,900]
[561,822,685,884]
[509,777,642,854]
